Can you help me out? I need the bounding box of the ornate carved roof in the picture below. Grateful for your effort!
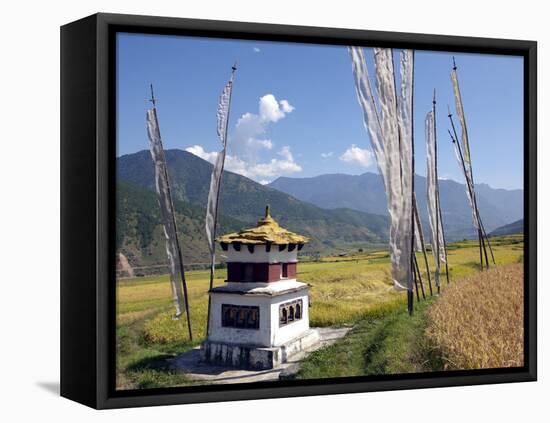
[217,206,309,245]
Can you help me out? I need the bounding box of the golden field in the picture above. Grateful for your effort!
[425,262,524,369]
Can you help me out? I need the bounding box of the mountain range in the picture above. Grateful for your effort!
[117,150,389,269]
[489,219,524,237]
[269,173,523,240]
[116,149,523,270]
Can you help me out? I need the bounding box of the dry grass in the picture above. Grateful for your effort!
[425,263,524,370]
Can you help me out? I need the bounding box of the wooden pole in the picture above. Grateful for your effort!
[206,64,237,337]
[408,50,416,315]
[413,262,420,302]
[389,48,415,315]
[479,227,489,269]
[432,91,450,287]
[431,92,450,284]
[414,254,426,300]
[449,60,494,268]
[454,128,489,270]
[438,204,451,284]
[413,197,433,296]
[479,218,496,264]
[448,115,487,271]
[150,86,193,341]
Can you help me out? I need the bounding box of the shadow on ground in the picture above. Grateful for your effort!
[36,381,60,396]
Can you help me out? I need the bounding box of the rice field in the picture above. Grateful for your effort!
[425,262,524,369]
[116,234,524,389]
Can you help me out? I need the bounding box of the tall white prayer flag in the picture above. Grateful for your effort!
[413,197,424,253]
[205,65,236,257]
[146,107,186,318]
[349,47,414,292]
[451,64,482,231]
[425,110,446,287]
[452,134,480,229]
[451,67,472,170]
[205,65,237,335]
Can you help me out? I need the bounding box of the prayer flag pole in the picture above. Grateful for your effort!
[146,84,193,340]
[205,63,237,336]
[432,91,450,286]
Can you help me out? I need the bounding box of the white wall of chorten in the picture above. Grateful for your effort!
[270,291,310,346]
[208,293,272,346]
[208,288,310,347]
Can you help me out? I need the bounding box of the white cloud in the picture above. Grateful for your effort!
[279,100,295,114]
[232,94,294,160]
[321,152,333,158]
[339,144,374,168]
[253,47,261,53]
[185,145,218,162]
[251,146,302,178]
[186,145,301,181]
[257,94,293,123]
[186,94,299,183]
[257,139,273,150]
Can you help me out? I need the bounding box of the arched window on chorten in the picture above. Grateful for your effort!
[280,307,287,325]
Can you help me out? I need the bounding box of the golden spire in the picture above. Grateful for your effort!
[258,204,276,226]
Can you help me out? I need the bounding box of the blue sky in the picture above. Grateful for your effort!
[117,33,524,190]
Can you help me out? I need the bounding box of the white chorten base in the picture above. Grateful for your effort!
[201,279,316,369]
[200,328,320,370]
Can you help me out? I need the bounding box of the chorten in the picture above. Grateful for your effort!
[201,206,320,369]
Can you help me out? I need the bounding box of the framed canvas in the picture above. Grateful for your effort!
[60,12,537,409]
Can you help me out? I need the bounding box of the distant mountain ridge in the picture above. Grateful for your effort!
[269,172,523,240]
[489,219,524,237]
[116,150,390,268]
[116,149,523,270]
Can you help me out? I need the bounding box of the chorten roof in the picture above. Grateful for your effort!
[217,206,309,245]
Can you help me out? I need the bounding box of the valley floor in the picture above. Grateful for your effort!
[115,235,524,390]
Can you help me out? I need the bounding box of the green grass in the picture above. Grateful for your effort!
[296,299,443,379]
[115,234,523,389]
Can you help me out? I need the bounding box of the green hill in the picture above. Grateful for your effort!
[116,180,245,271]
[116,150,390,271]
[489,219,524,237]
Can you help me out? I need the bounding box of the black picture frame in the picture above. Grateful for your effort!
[60,12,537,409]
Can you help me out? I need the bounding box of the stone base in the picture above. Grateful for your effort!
[200,329,320,370]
